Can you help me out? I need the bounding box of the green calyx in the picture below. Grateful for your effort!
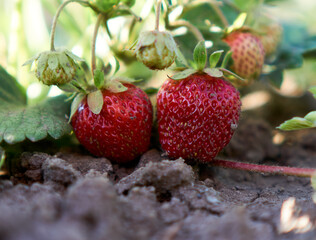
[68,60,141,121]
[23,48,83,86]
[170,41,244,82]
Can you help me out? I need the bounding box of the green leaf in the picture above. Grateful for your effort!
[144,87,158,95]
[58,81,81,93]
[204,68,223,78]
[227,12,247,33]
[219,68,244,81]
[304,111,316,124]
[114,57,120,75]
[106,79,128,93]
[277,117,315,131]
[232,0,258,12]
[221,51,232,68]
[0,66,26,106]
[0,95,72,144]
[0,146,5,168]
[309,87,316,98]
[170,69,196,80]
[175,47,189,67]
[87,90,103,115]
[69,93,85,122]
[193,41,207,71]
[113,76,141,83]
[209,50,224,68]
[180,2,237,29]
[64,49,85,62]
[0,66,71,144]
[262,69,284,89]
[94,69,105,89]
[89,0,120,12]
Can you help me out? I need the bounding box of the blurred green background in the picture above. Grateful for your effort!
[1,0,316,104]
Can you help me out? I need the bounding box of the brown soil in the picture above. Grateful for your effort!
[0,118,315,240]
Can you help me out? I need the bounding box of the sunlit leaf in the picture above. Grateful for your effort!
[277,117,315,131]
[0,66,71,144]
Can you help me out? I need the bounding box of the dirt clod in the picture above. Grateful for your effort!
[116,159,195,194]
[42,157,80,186]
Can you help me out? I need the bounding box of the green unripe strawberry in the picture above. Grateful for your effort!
[24,49,82,86]
[134,31,177,70]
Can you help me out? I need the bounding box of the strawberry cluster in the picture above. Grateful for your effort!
[24,1,283,165]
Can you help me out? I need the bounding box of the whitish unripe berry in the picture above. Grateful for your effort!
[24,49,82,86]
[223,32,265,80]
[134,31,177,70]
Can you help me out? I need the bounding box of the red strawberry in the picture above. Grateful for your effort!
[71,83,153,163]
[157,73,241,163]
[223,31,265,80]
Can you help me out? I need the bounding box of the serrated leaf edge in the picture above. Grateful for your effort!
[277,117,315,131]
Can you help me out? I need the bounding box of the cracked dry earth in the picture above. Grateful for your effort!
[0,118,315,240]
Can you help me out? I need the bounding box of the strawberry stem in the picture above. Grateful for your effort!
[164,2,204,42]
[170,20,205,42]
[210,2,229,28]
[212,159,316,178]
[155,0,163,31]
[50,0,88,51]
[91,14,104,76]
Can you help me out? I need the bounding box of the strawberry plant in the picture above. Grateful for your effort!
[0,0,316,177]
[1,1,316,238]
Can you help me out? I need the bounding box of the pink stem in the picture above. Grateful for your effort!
[212,159,316,178]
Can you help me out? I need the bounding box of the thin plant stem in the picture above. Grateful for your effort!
[210,2,229,28]
[164,3,204,42]
[155,0,162,31]
[91,14,104,76]
[170,20,205,42]
[50,0,88,51]
[212,159,316,178]
[104,18,112,39]
[116,4,142,22]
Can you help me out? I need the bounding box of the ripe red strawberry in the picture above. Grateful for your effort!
[157,73,241,162]
[223,31,265,80]
[71,83,153,163]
